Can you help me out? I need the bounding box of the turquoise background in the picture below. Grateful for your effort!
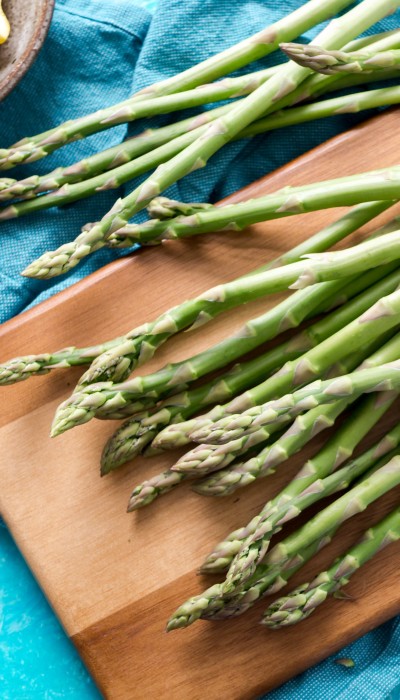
[1,1,400,698]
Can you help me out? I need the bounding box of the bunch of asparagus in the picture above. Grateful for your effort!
[3,200,400,629]
[2,0,400,633]
[0,0,400,280]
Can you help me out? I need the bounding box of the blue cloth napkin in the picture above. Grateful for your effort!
[0,0,400,697]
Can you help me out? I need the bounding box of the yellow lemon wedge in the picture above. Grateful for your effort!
[0,1,10,45]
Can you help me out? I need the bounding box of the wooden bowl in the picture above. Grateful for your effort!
[0,0,54,101]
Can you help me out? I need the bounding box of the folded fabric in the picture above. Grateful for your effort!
[0,1,399,699]
[0,0,151,320]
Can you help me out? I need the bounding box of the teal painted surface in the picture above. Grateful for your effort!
[1,1,400,698]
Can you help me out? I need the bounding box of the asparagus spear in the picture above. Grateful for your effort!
[250,28,400,116]
[0,177,15,190]
[167,455,400,628]
[187,280,400,448]
[207,456,400,618]
[209,454,400,607]
[0,335,131,386]
[102,311,329,473]
[3,71,399,207]
[22,165,400,277]
[282,43,400,76]
[201,404,400,574]
[3,119,227,222]
[263,505,400,628]
[50,283,330,435]
[196,372,400,445]
[22,168,400,276]
[20,0,397,278]
[107,188,400,252]
[146,197,214,220]
[176,346,400,480]
[172,288,400,475]
[0,0,356,170]
[344,31,400,52]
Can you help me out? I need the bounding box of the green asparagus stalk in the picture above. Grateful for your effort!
[240,85,400,138]
[4,27,397,179]
[4,29,400,205]
[51,261,400,437]
[201,405,400,574]
[21,166,400,277]
[167,455,400,628]
[3,27,398,211]
[282,43,400,76]
[0,335,132,386]
[250,27,400,115]
[176,345,400,480]
[20,0,397,278]
[239,27,400,118]
[146,197,214,220]
[3,73,399,207]
[21,163,399,278]
[171,418,291,478]
[3,119,226,222]
[263,505,400,628]
[208,455,400,617]
[106,187,400,253]
[323,30,400,55]
[51,284,330,435]
[0,0,357,170]
[196,372,399,445]
[0,177,15,190]
[210,454,400,609]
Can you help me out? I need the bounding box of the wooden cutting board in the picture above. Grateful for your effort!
[1,109,400,700]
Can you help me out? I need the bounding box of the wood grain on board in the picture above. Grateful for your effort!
[1,109,400,700]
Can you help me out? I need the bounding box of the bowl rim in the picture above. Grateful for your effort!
[0,0,55,101]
